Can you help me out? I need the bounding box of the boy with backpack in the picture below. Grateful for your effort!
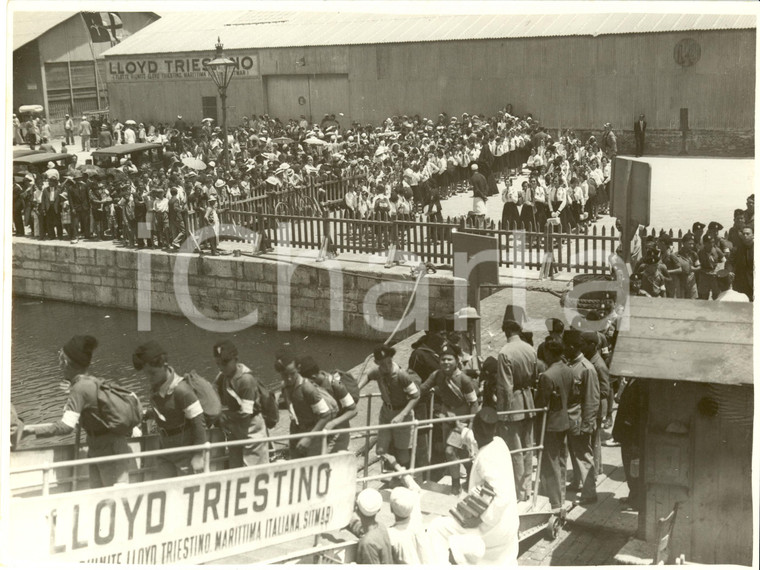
[274,350,335,459]
[133,341,208,479]
[297,356,358,453]
[212,340,270,467]
[25,335,140,488]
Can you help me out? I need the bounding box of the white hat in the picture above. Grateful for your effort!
[389,487,415,519]
[208,194,218,202]
[47,170,59,180]
[471,163,478,170]
[47,162,55,169]
[208,161,216,167]
[24,173,35,182]
[356,488,382,517]
[120,158,127,165]
[214,179,225,188]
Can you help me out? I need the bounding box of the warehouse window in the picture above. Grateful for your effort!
[202,97,218,123]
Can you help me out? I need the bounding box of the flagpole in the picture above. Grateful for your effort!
[79,12,103,111]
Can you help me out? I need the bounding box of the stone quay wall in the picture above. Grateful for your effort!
[12,240,473,341]
[571,128,753,157]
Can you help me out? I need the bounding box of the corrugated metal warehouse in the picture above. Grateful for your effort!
[13,11,159,122]
[102,11,755,154]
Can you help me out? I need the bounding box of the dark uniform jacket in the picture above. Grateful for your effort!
[535,361,575,432]
[496,336,537,422]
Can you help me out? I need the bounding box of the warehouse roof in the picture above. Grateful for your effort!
[102,10,756,56]
[13,11,76,51]
[609,297,753,386]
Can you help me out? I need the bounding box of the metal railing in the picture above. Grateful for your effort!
[11,394,549,511]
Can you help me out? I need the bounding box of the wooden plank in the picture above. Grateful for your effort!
[610,338,752,385]
[622,318,753,346]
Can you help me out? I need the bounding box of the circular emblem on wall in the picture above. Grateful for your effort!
[674,38,701,67]
[298,96,307,106]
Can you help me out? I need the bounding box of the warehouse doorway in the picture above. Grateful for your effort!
[265,74,349,126]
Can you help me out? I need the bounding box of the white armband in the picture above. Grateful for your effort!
[61,410,80,429]
[184,400,204,419]
[311,399,330,415]
[340,393,355,408]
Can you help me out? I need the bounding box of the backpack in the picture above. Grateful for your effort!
[90,380,144,437]
[331,370,361,405]
[308,380,339,417]
[184,371,222,426]
[257,383,280,430]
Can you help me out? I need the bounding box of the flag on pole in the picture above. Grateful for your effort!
[81,12,123,45]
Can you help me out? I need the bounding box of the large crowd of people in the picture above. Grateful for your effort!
[13,106,624,249]
[626,194,754,302]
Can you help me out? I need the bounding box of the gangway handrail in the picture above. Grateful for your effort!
[10,406,549,487]
[10,406,547,475]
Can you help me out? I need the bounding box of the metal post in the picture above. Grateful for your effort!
[409,420,418,471]
[221,89,229,171]
[203,441,212,473]
[363,394,373,488]
[320,430,328,455]
[42,465,51,496]
[531,407,549,509]
[427,392,435,472]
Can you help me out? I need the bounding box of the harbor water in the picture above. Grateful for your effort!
[11,296,377,447]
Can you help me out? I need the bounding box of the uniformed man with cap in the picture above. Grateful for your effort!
[420,342,479,494]
[358,344,420,469]
[535,339,574,509]
[697,234,724,300]
[298,355,357,453]
[133,341,208,478]
[581,331,611,474]
[496,311,538,501]
[25,335,138,488]
[537,317,564,366]
[213,340,270,467]
[706,220,731,259]
[563,329,600,505]
[274,349,334,458]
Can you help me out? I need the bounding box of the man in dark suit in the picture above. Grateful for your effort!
[535,339,575,509]
[634,114,647,157]
[40,176,64,239]
[501,192,536,231]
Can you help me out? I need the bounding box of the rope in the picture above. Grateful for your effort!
[353,263,429,383]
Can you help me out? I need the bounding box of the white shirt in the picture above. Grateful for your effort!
[716,289,750,302]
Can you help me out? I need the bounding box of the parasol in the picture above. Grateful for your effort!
[202,118,215,123]
[272,136,294,144]
[76,164,105,177]
[265,176,282,186]
[125,119,137,126]
[181,156,206,170]
[304,136,328,146]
